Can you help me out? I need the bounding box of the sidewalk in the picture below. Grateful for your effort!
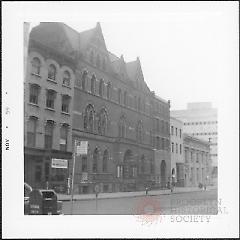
[57,185,217,202]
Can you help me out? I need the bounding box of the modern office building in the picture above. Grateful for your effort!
[24,22,171,193]
[171,102,217,184]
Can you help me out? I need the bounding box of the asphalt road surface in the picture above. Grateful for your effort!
[62,189,218,215]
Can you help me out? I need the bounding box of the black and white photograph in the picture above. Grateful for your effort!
[2,1,239,238]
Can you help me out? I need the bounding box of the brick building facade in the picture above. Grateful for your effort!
[24,22,171,193]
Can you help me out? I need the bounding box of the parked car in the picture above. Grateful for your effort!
[24,182,32,214]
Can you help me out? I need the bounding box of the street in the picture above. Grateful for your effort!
[62,189,218,215]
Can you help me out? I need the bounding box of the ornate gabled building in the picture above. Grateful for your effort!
[25,22,171,193]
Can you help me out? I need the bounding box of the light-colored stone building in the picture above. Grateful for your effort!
[170,116,184,186]
[183,134,211,187]
[171,102,217,185]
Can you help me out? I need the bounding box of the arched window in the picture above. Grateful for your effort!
[92,148,99,173]
[134,96,137,109]
[138,97,141,111]
[46,89,56,109]
[48,64,57,80]
[141,155,145,174]
[31,57,41,75]
[99,79,104,97]
[98,109,107,135]
[84,104,95,133]
[91,75,96,94]
[123,91,127,106]
[103,150,109,172]
[63,70,71,86]
[118,115,126,138]
[107,82,111,100]
[90,51,94,64]
[96,54,100,68]
[136,121,144,143]
[118,88,122,104]
[82,70,87,91]
[102,58,106,71]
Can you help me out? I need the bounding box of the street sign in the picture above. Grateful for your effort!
[51,159,68,169]
[76,141,88,156]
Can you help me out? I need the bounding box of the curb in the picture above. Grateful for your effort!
[58,188,217,202]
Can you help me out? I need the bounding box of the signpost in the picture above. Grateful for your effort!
[70,140,88,215]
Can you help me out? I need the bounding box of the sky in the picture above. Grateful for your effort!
[28,2,238,110]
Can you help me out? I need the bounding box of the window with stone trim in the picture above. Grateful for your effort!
[60,124,68,151]
[31,57,41,75]
[92,148,99,173]
[98,109,107,135]
[84,104,95,133]
[107,82,111,99]
[91,75,96,94]
[46,89,56,109]
[63,70,71,87]
[82,70,87,91]
[61,95,71,113]
[99,79,104,97]
[27,116,37,147]
[48,64,57,80]
[29,84,40,104]
[45,121,54,149]
[102,150,109,173]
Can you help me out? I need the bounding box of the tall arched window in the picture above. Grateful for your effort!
[31,57,41,75]
[134,96,137,109]
[98,109,107,135]
[92,148,99,173]
[102,150,109,172]
[91,75,96,94]
[107,82,111,100]
[136,121,144,143]
[96,54,100,68]
[84,104,95,132]
[138,97,141,111]
[99,79,104,97]
[118,115,126,138]
[63,70,71,86]
[118,88,122,104]
[102,58,106,71]
[48,64,57,80]
[140,155,145,174]
[82,70,87,91]
[90,51,94,64]
[124,91,127,106]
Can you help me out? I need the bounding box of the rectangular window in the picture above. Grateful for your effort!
[61,95,70,113]
[60,125,68,151]
[29,85,39,104]
[171,126,174,135]
[176,143,178,153]
[46,90,56,109]
[175,127,177,136]
[179,129,182,138]
[180,144,182,154]
[171,142,174,153]
[82,156,87,172]
[27,118,37,147]
[45,122,54,149]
